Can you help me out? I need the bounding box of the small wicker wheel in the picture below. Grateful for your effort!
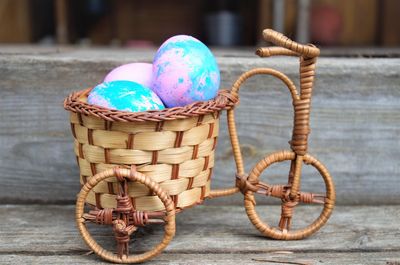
[76,167,176,263]
[245,150,335,240]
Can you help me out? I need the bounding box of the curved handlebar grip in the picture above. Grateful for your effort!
[255,47,298,58]
[263,29,320,58]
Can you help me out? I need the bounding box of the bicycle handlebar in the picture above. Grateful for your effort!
[258,29,320,58]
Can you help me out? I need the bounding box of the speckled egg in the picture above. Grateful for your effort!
[152,35,220,108]
[104,63,153,88]
[87,80,165,112]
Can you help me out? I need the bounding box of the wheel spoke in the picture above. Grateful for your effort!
[83,208,167,224]
[83,208,115,225]
[278,216,292,231]
[128,210,166,226]
[146,219,166,225]
[256,182,289,199]
[113,219,136,257]
[255,181,326,205]
[278,200,297,231]
[299,191,326,204]
[145,211,167,225]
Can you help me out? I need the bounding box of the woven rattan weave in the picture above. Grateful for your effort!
[65,88,237,212]
[64,29,336,263]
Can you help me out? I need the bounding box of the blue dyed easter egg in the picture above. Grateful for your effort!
[152,35,220,108]
[87,80,165,112]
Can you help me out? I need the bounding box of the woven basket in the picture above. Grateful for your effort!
[64,88,237,212]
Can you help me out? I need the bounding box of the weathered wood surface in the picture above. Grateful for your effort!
[0,47,399,204]
[2,253,400,265]
[0,205,399,264]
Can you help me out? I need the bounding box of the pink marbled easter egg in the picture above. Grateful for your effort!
[152,35,220,108]
[104,63,153,88]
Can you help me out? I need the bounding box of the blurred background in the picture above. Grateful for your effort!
[0,0,399,49]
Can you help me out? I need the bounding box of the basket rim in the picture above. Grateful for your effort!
[64,87,238,122]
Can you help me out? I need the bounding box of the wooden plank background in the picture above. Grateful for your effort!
[0,0,32,43]
[0,47,399,205]
[1,205,399,264]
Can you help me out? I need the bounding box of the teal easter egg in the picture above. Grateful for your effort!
[87,80,165,112]
[152,35,220,108]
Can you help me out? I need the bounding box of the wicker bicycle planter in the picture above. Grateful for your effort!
[64,29,336,264]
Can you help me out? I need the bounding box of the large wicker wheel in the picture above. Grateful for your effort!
[76,167,176,263]
[244,150,335,240]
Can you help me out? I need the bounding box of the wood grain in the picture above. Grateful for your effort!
[2,252,399,265]
[257,0,272,44]
[381,0,400,46]
[0,0,32,43]
[0,49,399,204]
[0,205,399,264]
[113,0,203,45]
[312,0,378,46]
[54,0,69,44]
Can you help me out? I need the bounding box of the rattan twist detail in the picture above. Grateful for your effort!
[299,192,314,204]
[130,211,149,226]
[64,89,238,123]
[113,219,137,257]
[268,185,286,198]
[94,208,114,225]
[116,195,133,213]
[235,173,258,194]
[262,29,320,58]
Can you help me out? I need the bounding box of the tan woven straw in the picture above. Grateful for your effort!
[65,88,238,211]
